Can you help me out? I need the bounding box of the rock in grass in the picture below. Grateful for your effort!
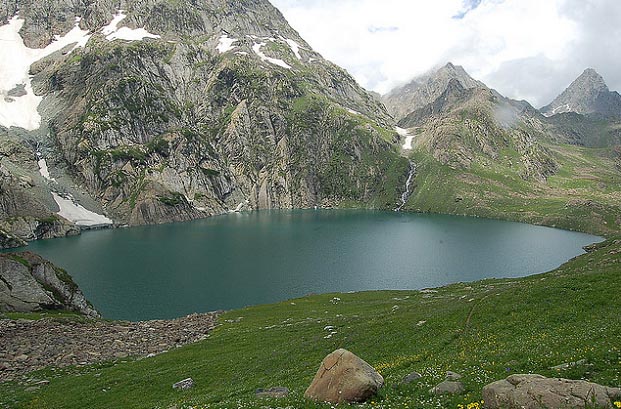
[401,371,422,384]
[429,371,465,395]
[482,374,621,409]
[172,378,194,390]
[430,380,465,395]
[304,348,384,404]
[255,387,289,398]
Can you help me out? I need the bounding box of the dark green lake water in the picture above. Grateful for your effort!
[23,210,600,321]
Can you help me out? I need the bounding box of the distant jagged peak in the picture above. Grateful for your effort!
[433,62,480,84]
[382,62,486,120]
[389,62,483,95]
[541,68,621,119]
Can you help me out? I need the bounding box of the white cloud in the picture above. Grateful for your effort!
[270,0,620,107]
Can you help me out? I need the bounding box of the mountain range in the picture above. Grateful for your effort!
[0,0,620,248]
[381,63,621,234]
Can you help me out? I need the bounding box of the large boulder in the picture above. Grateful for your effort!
[305,349,384,404]
[483,374,621,409]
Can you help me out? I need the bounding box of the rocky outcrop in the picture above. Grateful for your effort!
[0,311,219,382]
[0,229,27,249]
[482,374,621,409]
[304,348,384,404]
[0,216,79,247]
[0,142,84,247]
[0,252,98,317]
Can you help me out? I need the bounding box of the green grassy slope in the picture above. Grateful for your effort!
[2,239,619,409]
[404,139,621,236]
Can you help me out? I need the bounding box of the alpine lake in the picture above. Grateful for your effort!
[22,210,600,321]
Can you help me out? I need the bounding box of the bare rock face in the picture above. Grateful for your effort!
[482,374,621,409]
[0,216,80,247]
[304,348,384,404]
[0,229,27,249]
[0,252,99,317]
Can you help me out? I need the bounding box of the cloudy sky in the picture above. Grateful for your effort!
[269,0,621,107]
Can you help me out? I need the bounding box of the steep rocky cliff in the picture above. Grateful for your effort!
[0,0,407,246]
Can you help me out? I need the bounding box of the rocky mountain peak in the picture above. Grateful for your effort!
[382,62,485,120]
[541,68,621,118]
[438,62,476,83]
[577,68,608,91]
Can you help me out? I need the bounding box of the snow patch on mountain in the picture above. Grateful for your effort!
[543,103,573,117]
[103,10,160,41]
[252,43,291,69]
[37,156,56,182]
[0,16,91,130]
[216,34,237,53]
[284,38,302,60]
[396,127,415,150]
[52,192,113,227]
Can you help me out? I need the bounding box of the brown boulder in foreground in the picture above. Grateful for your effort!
[304,348,384,404]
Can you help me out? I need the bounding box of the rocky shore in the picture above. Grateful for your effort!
[0,312,219,382]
